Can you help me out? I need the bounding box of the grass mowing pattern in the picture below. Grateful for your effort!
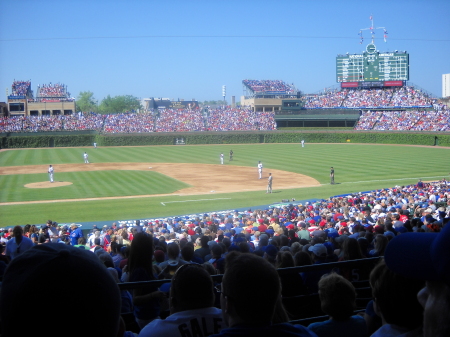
[1,143,449,225]
[0,171,190,203]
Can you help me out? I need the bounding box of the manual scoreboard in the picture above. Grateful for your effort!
[336,43,409,83]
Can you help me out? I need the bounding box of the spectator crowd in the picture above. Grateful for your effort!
[0,108,278,133]
[4,81,449,133]
[1,178,449,336]
[302,86,434,109]
[37,82,70,98]
[10,80,31,97]
[354,106,450,131]
[207,107,276,131]
[243,79,296,94]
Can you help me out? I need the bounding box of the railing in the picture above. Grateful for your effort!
[118,257,380,332]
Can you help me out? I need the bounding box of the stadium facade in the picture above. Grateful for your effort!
[6,81,75,117]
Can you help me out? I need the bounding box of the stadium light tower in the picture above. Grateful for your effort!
[222,85,226,105]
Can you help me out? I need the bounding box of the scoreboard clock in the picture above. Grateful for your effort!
[336,44,409,83]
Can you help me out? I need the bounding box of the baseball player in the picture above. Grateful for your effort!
[220,153,224,165]
[258,161,263,179]
[93,142,97,149]
[229,149,233,161]
[301,139,305,147]
[267,173,273,193]
[83,152,89,164]
[48,165,54,183]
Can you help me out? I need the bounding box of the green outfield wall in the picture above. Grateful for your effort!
[1,130,450,148]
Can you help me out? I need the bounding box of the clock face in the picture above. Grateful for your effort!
[366,43,376,54]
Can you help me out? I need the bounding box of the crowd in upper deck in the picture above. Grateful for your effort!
[243,79,296,93]
[303,86,434,109]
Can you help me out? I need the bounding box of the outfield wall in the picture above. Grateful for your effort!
[1,130,450,148]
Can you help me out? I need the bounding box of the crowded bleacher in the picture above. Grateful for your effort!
[302,86,434,109]
[36,82,74,102]
[354,106,450,131]
[10,80,31,97]
[243,79,296,94]
[0,107,278,133]
[207,107,276,131]
[2,179,449,336]
[4,78,449,134]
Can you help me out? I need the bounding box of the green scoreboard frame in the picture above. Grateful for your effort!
[336,46,409,83]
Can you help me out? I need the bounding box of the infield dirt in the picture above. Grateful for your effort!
[0,163,320,204]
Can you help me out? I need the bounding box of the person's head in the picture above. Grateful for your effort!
[373,234,388,255]
[0,244,121,337]
[293,251,312,266]
[384,223,450,337]
[128,232,154,278]
[370,260,424,330]
[221,252,281,326]
[318,273,356,320]
[342,237,363,261]
[12,226,23,238]
[200,235,210,248]
[181,244,194,262]
[276,251,294,269]
[170,263,215,314]
[211,244,223,258]
[308,243,327,261]
[167,242,180,260]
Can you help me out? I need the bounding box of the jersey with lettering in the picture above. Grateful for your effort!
[138,307,224,337]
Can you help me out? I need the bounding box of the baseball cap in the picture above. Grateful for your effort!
[327,231,339,238]
[385,223,450,287]
[265,245,278,258]
[308,243,327,257]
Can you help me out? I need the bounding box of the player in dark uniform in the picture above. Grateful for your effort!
[330,167,335,184]
[229,149,233,161]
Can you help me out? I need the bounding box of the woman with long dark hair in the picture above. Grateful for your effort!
[127,232,165,329]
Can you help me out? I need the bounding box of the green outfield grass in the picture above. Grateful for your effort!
[0,171,190,203]
[1,143,449,226]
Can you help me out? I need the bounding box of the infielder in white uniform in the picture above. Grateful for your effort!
[258,161,263,179]
[48,165,54,183]
[267,173,273,193]
[220,153,224,165]
[83,152,89,164]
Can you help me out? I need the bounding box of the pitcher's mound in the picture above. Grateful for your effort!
[25,181,73,188]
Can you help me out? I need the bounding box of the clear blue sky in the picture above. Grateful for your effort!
[1,0,449,103]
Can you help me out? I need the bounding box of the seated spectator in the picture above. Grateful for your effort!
[368,234,388,257]
[384,222,450,337]
[307,273,367,337]
[0,243,122,337]
[368,260,424,336]
[276,250,305,296]
[158,242,188,278]
[302,243,331,293]
[211,252,316,337]
[126,232,166,329]
[139,263,225,337]
[5,225,34,260]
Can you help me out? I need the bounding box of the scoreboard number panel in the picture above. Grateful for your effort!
[336,46,409,83]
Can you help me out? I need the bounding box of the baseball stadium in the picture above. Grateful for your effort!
[1,41,450,337]
[2,75,450,227]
